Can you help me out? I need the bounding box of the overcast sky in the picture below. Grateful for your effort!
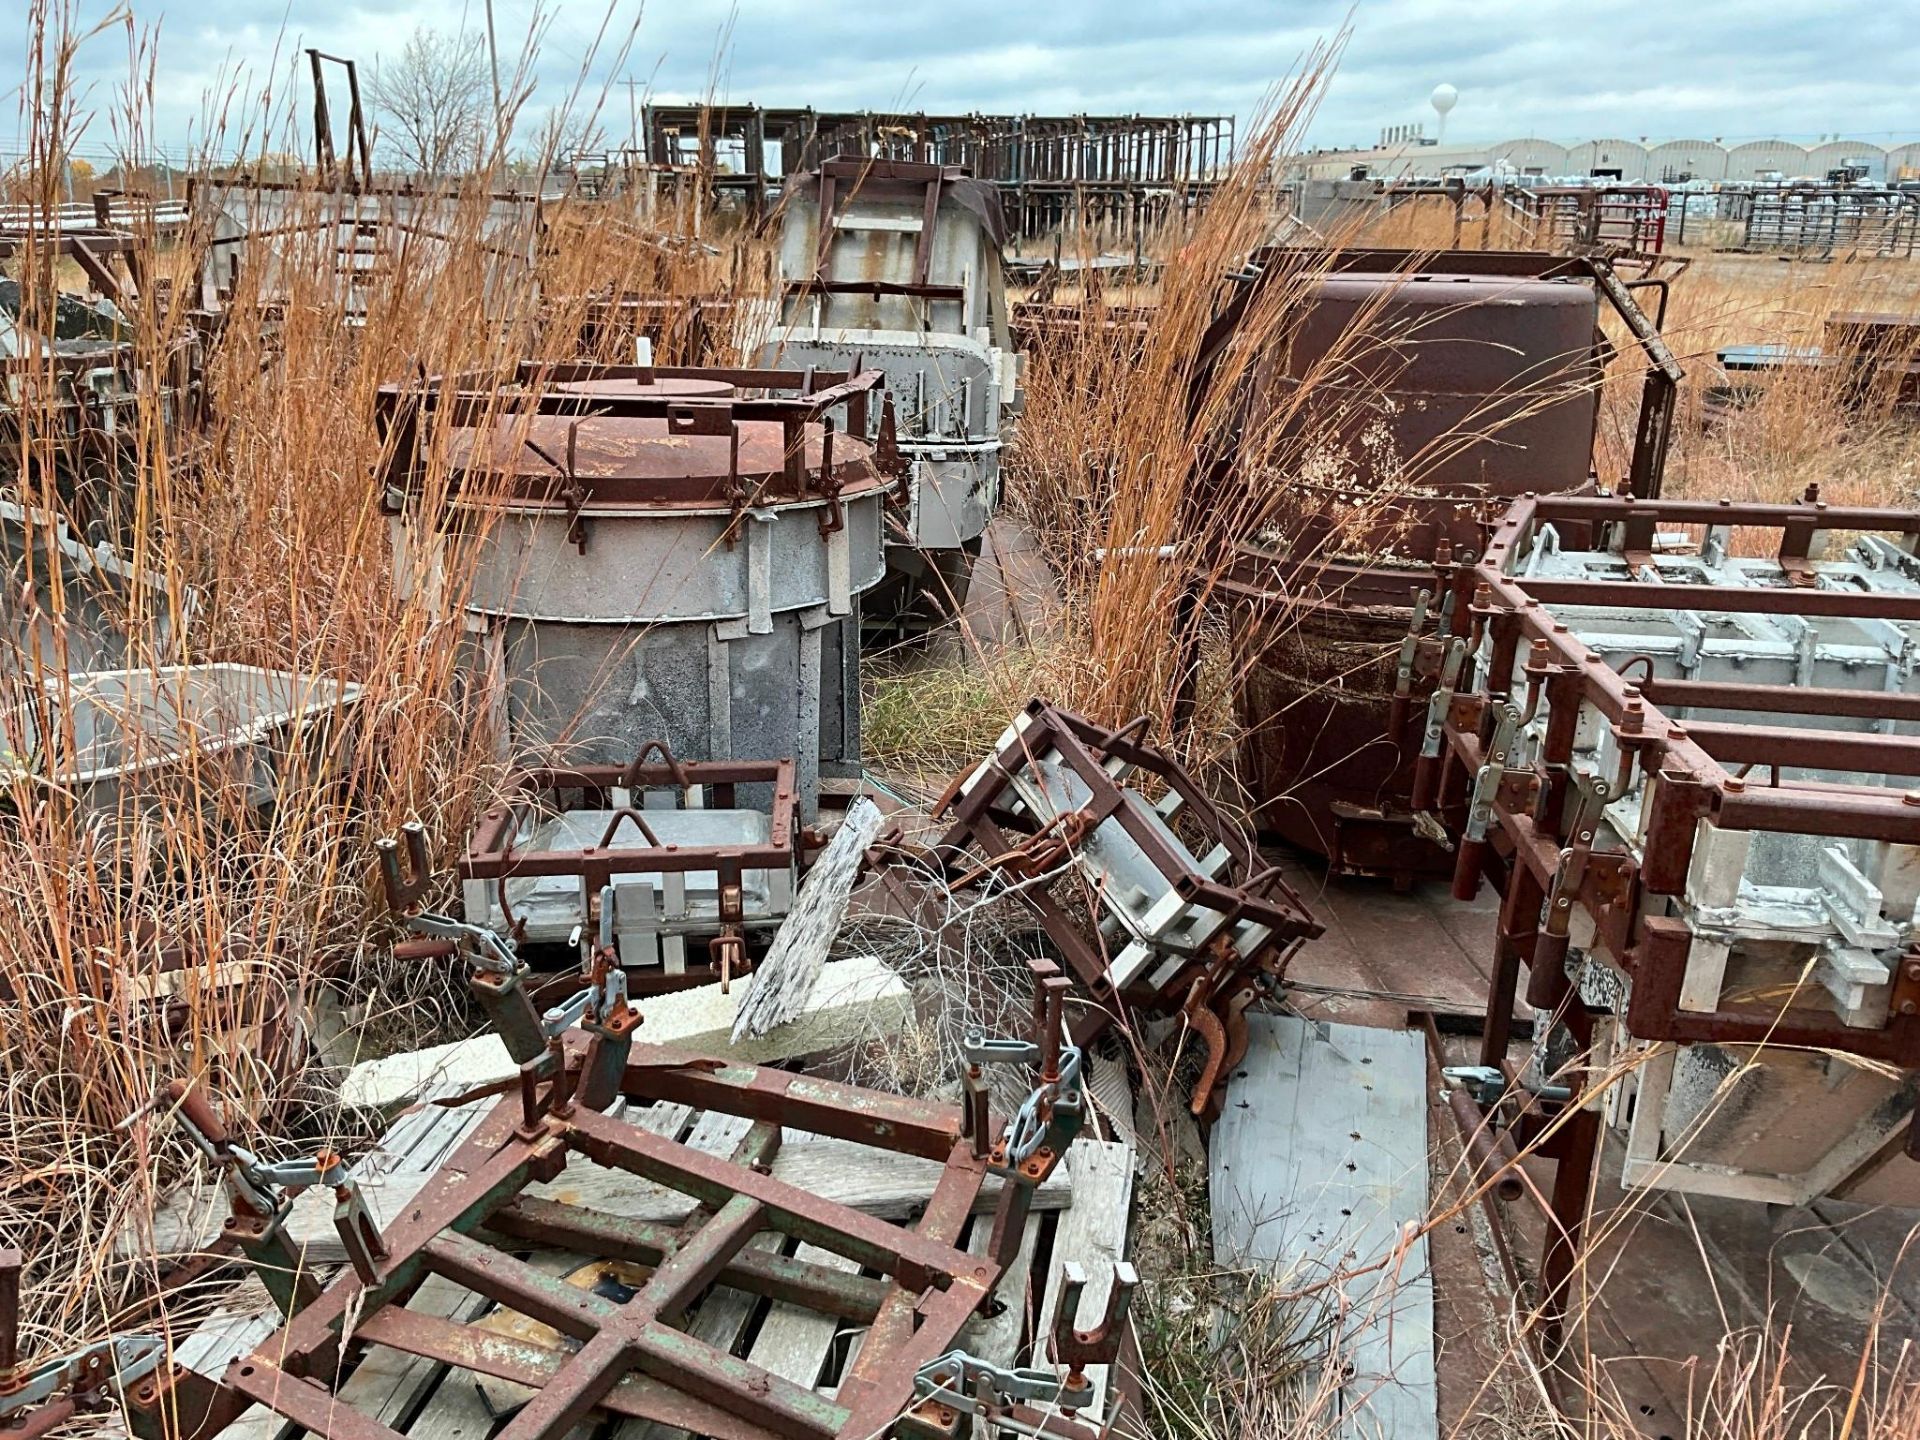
[10,0,1919,162]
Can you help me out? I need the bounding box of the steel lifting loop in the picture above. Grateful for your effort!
[595,806,665,850]
[618,738,692,795]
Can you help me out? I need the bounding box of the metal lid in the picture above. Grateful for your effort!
[376,362,903,511]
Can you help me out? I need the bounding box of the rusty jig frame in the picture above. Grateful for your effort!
[889,699,1322,1115]
[1412,489,1920,1344]
[372,361,906,516]
[123,836,1125,1440]
[455,745,800,990]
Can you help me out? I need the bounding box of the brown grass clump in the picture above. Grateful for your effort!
[1609,251,1920,507]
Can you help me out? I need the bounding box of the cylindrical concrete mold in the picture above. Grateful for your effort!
[376,363,898,815]
[763,160,1021,635]
[1229,266,1604,880]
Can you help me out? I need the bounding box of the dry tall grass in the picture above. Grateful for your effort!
[5,6,1920,1439]
[0,0,775,1375]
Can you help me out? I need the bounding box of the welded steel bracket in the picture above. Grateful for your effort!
[1047,1260,1139,1410]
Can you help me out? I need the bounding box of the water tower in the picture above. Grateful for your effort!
[1431,83,1458,144]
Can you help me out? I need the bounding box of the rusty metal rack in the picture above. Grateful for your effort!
[636,105,1231,236]
[453,748,799,988]
[1417,490,1920,1337]
[373,361,904,514]
[891,699,1322,1114]
[124,842,1125,1440]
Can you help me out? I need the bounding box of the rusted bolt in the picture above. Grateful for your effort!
[1670,726,1689,741]
[1905,791,1920,807]
[1724,777,1745,793]
[1901,1000,1919,1017]
[1905,961,1920,982]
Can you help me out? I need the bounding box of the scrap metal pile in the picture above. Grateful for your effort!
[873,700,1324,1116]
[104,837,1135,1440]
[455,749,800,989]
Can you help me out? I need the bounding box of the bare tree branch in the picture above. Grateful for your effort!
[365,27,490,180]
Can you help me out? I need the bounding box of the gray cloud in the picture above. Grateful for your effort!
[7,0,1918,163]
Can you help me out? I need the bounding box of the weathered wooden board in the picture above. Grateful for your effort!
[1211,1015,1436,1440]
[341,955,911,1110]
[731,797,884,1043]
[1030,1140,1134,1427]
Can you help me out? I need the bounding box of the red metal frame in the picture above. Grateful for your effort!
[896,699,1323,1114]
[1414,490,1920,1347]
[127,1034,1109,1440]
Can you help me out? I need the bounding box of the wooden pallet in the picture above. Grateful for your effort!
[167,1096,1133,1440]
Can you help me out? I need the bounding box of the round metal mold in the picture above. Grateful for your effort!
[1232,272,1603,879]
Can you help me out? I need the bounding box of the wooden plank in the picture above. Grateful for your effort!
[1211,1015,1436,1440]
[145,1128,1070,1265]
[405,1253,585,1440]
[173,1279,282,1379]
[1030,1141,1134,1426]
[742,1243,863,1390]
[342,1275,493,1429]
[342,955,912,1109]
[960,1212,1044,1368]
[731,798,884,1042]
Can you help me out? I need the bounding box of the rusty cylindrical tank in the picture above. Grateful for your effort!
[1230,269,1602,881]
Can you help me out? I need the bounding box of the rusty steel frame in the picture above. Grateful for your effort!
[906,698,1322,1113]
[462,752,799,896]
[796,159,971,302]
[372,361,904,512]
[1410,490,1920,1349]
[125,1036,1107,1440]
[458,749,798,984]
[1436,493,1920,1068]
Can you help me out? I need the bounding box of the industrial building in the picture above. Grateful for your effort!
[1291,135,1920,184]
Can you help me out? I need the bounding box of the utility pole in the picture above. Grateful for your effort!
[484,0,504,157]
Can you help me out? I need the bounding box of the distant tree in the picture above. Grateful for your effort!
[365,27,492,180]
